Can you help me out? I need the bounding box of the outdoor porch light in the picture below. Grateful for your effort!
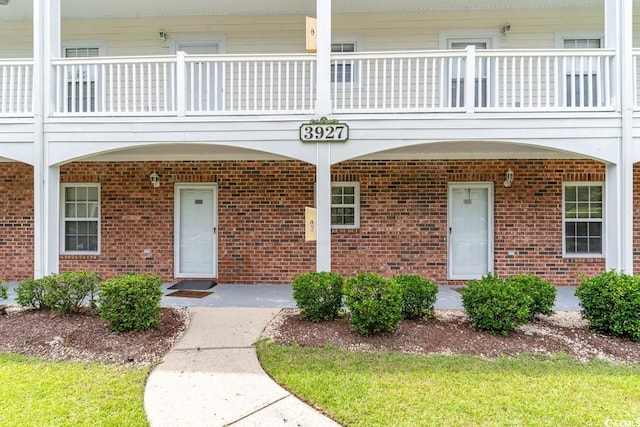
[503,168,514,187]
[149,171,160,188]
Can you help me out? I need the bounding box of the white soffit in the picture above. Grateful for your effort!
[0,0,607,21]
[354,141,582,160]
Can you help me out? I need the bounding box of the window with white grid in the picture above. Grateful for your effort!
[331,42,357,84]
[61,184,100,253]
[331,182,360,229]
[563,183,603,257]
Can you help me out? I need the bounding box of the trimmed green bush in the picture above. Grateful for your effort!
[15,272,100,312]
[394,274,438,320]
[97,274,163,332]
[508,274,556,320]
[16,277,52,309]
[344,273,403,336]
[0,281,7,300]
[460,273,533,336]
[45,271,101,312]
[576,271,640,342]
[292,272,344,322]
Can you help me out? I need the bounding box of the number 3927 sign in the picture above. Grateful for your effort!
[299,117,349,142]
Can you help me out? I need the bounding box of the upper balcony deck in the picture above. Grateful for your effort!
[0,48,627,118]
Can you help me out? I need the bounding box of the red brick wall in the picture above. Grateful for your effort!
[332,159,606,286]
[60,161,316,282]
[59,159,606,285]
[635,164,640,274]
[0,163,34,281]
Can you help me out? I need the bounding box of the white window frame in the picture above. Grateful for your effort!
[554,31,604,50]
[555,32,604,107]
[439,30,499,109]
[331,36,362,86]
[61,41,105,114]
[169,34,228,55]
[562,182,605,258]
[329,182,360,229]
[60,183,101,255]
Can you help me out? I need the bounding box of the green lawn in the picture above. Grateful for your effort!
[257,342,640,427]
[0,353,150,427]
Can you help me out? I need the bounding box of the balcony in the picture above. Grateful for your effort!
[0,48,622,118]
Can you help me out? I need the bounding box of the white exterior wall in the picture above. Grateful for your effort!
[0,8,615,58]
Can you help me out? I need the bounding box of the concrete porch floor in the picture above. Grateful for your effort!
[0,282,581,311]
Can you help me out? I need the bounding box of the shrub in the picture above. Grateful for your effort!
[0,281,7,300]
[343,273,403,336]
[44,271,101,312]
[97,274,163,332]
[460,273,533,336]
[508,274,556,320]
[15,272,100,312]
[16,277,54,309]
[292,272,344,322]
[576,271,640,342]
[394,274,438,320]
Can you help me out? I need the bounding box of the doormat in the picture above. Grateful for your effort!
[168,279,217,290]
[166,290,213,298]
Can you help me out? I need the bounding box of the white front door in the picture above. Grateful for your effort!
[448,183,493,280]
[175,184,217,278]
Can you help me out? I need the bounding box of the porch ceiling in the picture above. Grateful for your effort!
[353,141,584,161]
[82,143,293,162]
[0,0,606,21]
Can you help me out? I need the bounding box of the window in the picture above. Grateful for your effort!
[563,183,603,256]
[557,34,604,107]
[331,41,356,84]
[331,182,360,228]
[64,46,100,112]
[62,184,100,253]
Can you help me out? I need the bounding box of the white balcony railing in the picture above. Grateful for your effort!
[0,49,618,118]
[51,53,316,116]
[0,60,33,117]
[331,48,615,113]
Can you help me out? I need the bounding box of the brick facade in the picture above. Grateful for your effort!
[54,159,608,286]
[332,159,606,286]
[0,163,34,281]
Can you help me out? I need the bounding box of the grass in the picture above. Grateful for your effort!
[257,341,640,427]
[0,353,150,427]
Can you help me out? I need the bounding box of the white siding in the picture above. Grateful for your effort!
[0,8,614,59]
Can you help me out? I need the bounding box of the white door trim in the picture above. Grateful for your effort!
[174,183,218,278]
[447,182,494,280]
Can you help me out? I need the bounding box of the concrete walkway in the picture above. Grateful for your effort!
[144,307,341,427]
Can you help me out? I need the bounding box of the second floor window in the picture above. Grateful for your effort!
[332,42,356,84]
[64,46,100,113]
[562,37,603,107]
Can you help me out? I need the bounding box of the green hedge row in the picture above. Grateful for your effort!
[292,272,437,336]
[14,272,163,332]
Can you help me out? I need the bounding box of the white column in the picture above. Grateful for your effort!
[604,0,633,274]
[33,0,61,278]
[315,0,332,272]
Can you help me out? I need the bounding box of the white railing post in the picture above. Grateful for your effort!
[464,45,476,113]
[176,51,186,117]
